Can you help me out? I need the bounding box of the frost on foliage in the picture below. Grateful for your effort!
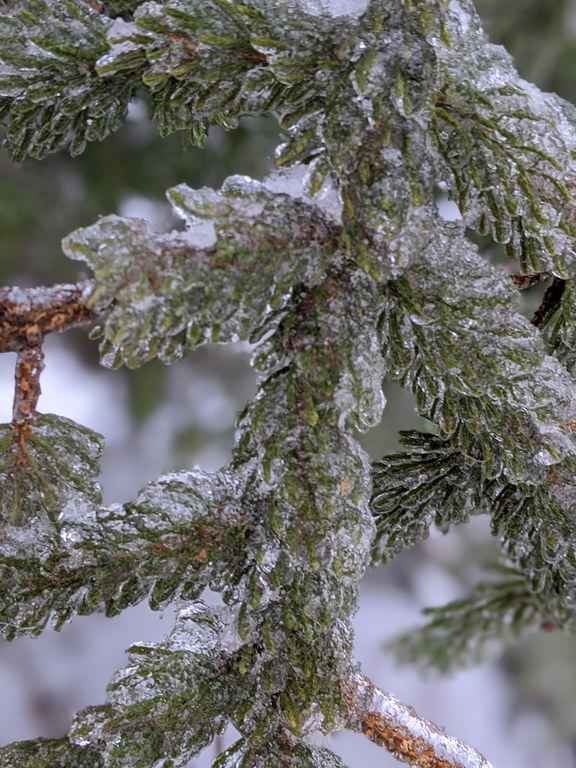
[0,738,102,768]
[96,0,353,146]
[0,0,136,159]
[5,0,576,763]
[85,0,576,284]
[544,280,576,374]
[379,224,576,481]
[214,738,349,768]
[0,468,241,638]
[63,177,338,369]
[0,413,103,527]
[433,0,576,275]
[94,0,443,279]
[489,469,576,613]
[371,432,576,605]
[371,431,487,564]
[68,602,240,767]
[201,264,385,740]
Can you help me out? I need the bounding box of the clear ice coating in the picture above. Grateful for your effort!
[4,0,576,765]
[0,413,104,528]
[432,0,576,274]
[0,0,132,159]
[62,178,337,368]
[292,0,369,18]
[346,673,493,767]
[379,222,576,482]
[261,166,343,223]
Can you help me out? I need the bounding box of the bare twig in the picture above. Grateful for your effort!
[0,282,96,457]
[12,346,45,463]
[0,282,95,354]
[509,272,551,290]
[343,672,492,768]
[508,272,567,327]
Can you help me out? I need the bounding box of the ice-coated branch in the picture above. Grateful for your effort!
[0,282,96,355]
[0,282,97,456]
[343,673,492,768]
[11,345,45,462]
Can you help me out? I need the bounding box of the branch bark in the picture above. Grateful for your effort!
[343,672,492,768]
[0,282,95,355]
[0,282,97,456]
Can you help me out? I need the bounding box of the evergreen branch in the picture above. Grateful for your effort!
[370,432,488,563]
[214,740,349,768]
[0,468,242,637]
[0,0,138,159]
[96,0,350,148]
[343,672,492,768]
[0,614,495,768]
[433,6,576,275]
[489,479,576,611]
[2,0,576,765]
[389,576,543,674]
[67,602,242,767]
[63,176,340,368]
[372,431,576,627]
[0,738,102,768]
[380,225,576,481]
[207,265,386,739]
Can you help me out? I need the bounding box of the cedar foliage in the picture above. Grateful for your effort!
[0,0,575,765]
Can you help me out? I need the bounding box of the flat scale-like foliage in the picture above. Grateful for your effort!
[1,0,576,766]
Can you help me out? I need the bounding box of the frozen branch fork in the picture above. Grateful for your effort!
[344,674,492,768]
[0,282,95,448]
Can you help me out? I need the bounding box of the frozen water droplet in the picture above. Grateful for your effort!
[263,166,342,222]
[293,0,369,17]
[221,175,263,197]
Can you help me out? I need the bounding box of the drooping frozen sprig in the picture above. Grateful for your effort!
[379,223,576,478]
[0,0,137,158]
[63,174,339,368]
[432,0,576,275]
[0,467,243,639]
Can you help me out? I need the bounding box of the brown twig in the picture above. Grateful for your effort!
[509,272,551,290]
[12,346,45,464]
[0,282,96,458]
[0,283,94,354]
[343,672,492,768]
[530,277,566,328]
